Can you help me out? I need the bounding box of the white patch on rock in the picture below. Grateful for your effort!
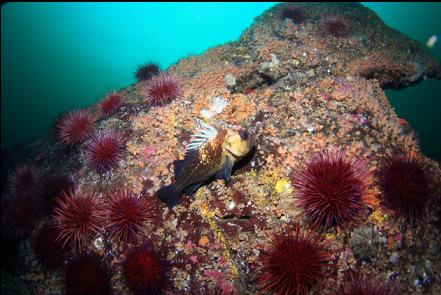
[224,73,236,87]
[260,54,280,73]
[200,96,228,119]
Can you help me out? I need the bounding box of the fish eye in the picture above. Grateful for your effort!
[241,131,249,140]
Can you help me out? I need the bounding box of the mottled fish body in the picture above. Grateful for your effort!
[157,123,254,208]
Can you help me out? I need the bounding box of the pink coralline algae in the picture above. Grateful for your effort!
[190,255,198,264]
[204,270,235,294]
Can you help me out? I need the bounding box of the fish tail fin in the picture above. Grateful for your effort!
[157,184,181,208]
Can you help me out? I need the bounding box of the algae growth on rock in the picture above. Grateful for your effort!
[1,3,441,295]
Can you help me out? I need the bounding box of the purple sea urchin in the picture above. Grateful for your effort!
[53,189,104,251]
[376,151,433,220]
[293,149,369,228]
[258,224,332,295]
[86,131,126,173]
[136,63,160,82]
[321,14,349,37]
[144,73,182,106]
[281,6,308,24]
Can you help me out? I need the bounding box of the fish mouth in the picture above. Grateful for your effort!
[224,147,242,159]
[224,143,255,159]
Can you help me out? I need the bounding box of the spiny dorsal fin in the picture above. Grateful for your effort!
[186,121,218,152]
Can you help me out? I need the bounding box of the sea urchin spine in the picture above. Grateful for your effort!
[100,91,123,118]
[86,131,126,173]
[293,149,369,228]
[144,73,182,106]
[103,190,151,243]
[8,164,39,196]
[135,62,160,82]
[41,174,75,214]
[53,189,104,251]
[56,110,96,147]
[338,271,398,295]
[122,244,171,295]
[2,193,40,238]
[258,224,332,295]
[376,151,433,220]
[64,253,111,295]
[33,223,66,269]
[321,14,349,37]
[281,6,308,24]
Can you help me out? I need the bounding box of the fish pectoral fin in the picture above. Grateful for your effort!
[157,184,182,208]
[216,157,235,185]
[182,182,204,196]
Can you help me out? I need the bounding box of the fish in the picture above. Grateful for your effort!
[426,35,438,49]
[157,122,255,208]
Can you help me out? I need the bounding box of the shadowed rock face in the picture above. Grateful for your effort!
[3,3,441,295]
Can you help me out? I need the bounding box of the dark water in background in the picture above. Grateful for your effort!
[1,3,440,161]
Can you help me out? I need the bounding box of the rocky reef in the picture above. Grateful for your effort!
[2,3,441,295]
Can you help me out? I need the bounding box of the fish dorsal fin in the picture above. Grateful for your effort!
[186,122,218,152]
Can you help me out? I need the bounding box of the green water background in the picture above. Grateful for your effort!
[1,3,440,161]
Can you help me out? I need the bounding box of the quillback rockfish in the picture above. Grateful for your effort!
[157,122,255,208]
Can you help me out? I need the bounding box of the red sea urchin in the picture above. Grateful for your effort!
[64,253,111,295]
[122,244,171,295]
[86,131,126,173]
[33,223,66,269]
[338,271,397,295]
[293,150,369,228]
[41,174,75,214]
[258,224,332,295]
[136,62,160,82]
[2,193,40,238]
[321,14,349,37]
[376,151,433,220]
[103,190,151,243]
[56,110,96,147]
[100,91,123,118]
[144,73,182,106]
[281,6,308,24]
[53,189,104,251]
[8,164,39,196]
